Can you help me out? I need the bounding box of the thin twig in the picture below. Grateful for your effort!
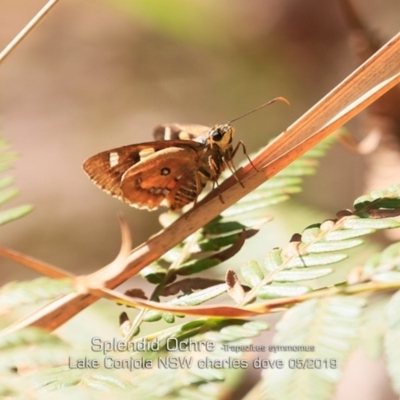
[0,0,59,64]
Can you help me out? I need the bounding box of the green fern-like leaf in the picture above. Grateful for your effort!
[354,184,400,217]
[357,242,400,283]
[0,328,77,372]
[221,132,340,224]
[0,137,33,226]
[143,284,229,323]
[137,215,259,326]
[240,190,400,301]
[141,215,253,284]
[263,296,366,400]
[384,290,400,395]
[23,367,135,397]
[19,319,266,400]
[0,277,74,313]
[115,320,268,398]
[0,204,33,226]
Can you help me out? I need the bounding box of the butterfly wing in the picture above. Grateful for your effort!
[83,141,205,210]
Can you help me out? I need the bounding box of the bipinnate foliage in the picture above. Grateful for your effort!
[3,126,400,399]
[0,277,74,314]
[385,290,400,395]
[261,235,400,400]
[1,321,269,399]
[263,296,366,400]
[0,137,32,226]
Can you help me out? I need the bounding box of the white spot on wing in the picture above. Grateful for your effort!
[160,198,170,207]
[164,126,172,140]
[139,148,156,160]
[179,131,190,140]
[109,152,119,168]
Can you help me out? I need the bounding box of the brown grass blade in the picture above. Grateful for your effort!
[0,247,73,279]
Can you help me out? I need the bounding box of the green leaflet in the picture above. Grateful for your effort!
[140,263,167,284]
[0,188,19,205]
[354,184,400,208]
[0,176,14,190]
[144,284,228,323]
[0,204,33,226]
[258,285,311,299]
[307,239,363,253]
[169,284,228,306]
[177,258,221,275]
[342,217,400,230]
[272,267,333,282]
[324,228,376,240]
[202,217,245,234]
[197,232,242,252]
[263,249,283,272]
[286,253,348,268]
[241,260,264,287]
[241,261,333,285]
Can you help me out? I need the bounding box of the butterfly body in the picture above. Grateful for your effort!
[83,123,236,211]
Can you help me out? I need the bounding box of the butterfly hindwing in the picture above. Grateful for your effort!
[120,146,203,210]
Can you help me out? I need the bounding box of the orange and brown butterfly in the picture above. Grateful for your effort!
[83,97,289,211]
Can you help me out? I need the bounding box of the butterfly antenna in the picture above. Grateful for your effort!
[227,96,290,125]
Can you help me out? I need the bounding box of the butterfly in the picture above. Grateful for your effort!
[83,97,288,211]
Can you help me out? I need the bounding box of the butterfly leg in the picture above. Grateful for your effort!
[212,179,225,204]
[192,174,204,207]
[208,156,225,204]
[231,141,259,172]
[222,156,245,188]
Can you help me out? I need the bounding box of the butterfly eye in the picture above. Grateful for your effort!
[161,167,171,176]
[211,129,224,142]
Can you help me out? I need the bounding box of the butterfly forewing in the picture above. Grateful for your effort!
[83,139,207,210]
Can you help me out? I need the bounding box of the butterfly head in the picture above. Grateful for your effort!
[208,124,235,150]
